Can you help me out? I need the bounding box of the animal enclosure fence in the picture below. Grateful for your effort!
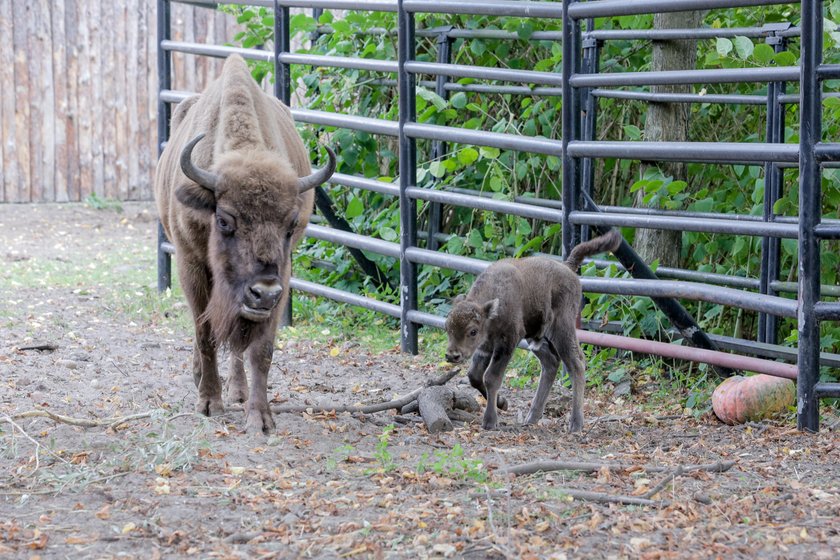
[157,0,840,432]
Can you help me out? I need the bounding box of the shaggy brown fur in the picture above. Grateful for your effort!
[154,55,334,434]
[444,229,622,432]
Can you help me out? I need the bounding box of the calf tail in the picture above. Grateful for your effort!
[564,228,622,272]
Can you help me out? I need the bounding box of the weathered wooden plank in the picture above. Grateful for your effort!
[0,0,16,202]
[75,0,94,200]
[113,2,128,200]
[12,0,32,202]
[125,2,141,200]
[51,0,70,202]
[31,0,56,202]
[62,0,81,201]
[142,0,157,200]
[100,0,117,199]
[89,0,105,198]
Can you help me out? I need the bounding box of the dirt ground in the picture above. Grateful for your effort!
[0,202,838,560]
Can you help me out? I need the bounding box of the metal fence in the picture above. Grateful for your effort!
[157,0,840,432]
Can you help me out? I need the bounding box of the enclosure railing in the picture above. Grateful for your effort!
[157,0,840,431]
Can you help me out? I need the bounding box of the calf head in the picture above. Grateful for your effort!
[444,295,499,364]
[176,133,335,348]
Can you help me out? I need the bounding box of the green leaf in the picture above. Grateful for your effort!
[457,147,479,166]
[479,146,501,159]
[429,161,446,178]
[774,51,796,66]
[346,196,364,219]
[379,226,398,242]
[417,87,447,112]
[752,43,775,64]
[470,40,486,56]
[624,124,642,140]
[734,36,754,59]
[716,37,734,57]
[467,229,484,249]
[450,92,467,109]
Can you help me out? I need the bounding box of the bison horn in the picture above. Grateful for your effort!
[297,146,337,194]
[180,133,220,192]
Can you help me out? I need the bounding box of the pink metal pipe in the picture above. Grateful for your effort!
[577,329,799,380]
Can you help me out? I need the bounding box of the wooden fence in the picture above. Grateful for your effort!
[0,0,237,203]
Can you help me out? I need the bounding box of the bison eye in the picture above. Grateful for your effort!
[469,329,478,337]
[215,212,235,235]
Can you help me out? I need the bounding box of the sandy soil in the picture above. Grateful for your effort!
[0,202,837,559]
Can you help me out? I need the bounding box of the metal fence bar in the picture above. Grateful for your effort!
[406,187,564,222]
[797,0,822,432]
[569,211,800,238]
[592,89,767,105]
[156,0,173,293]
[398,0,418,353]
[587,24,799,41]
[567,140,799,163]
[568,0,796,19]
[403,0,564,18]
[290,278,402,317]
[405,61,565,86]
[571,66,800,88]
[759,33,788,345]
[404,122,563,155]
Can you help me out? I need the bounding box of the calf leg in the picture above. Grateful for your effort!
[466,348,508,412]
[193,320,224,417]
[524,341,561,425]
[556,332,586,433]
[481,345,515,430]
[244,337,276,435]
[225,351,248,404]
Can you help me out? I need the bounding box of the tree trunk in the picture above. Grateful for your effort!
[634,11,704,267]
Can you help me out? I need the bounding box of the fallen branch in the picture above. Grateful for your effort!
[552,487,660,507]
[10,408,157,430]
[643,465,685,500]
[268,368,460,415]
[497,459,734,477]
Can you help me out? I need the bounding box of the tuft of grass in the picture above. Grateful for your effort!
[417,443,488,483]
[84,193,123,212]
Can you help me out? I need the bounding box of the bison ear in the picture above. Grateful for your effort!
[175,182,216,213]
[483,298,500,320]
[452,294,466,306]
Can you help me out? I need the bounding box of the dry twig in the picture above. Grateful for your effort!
[497,459,734,477]
[643,465,685,500]
[267,368,460,415]
[10,408,157,430]
[552,487,660,507]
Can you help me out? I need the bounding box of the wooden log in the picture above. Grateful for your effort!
[400,401,419,415]
[453,389,480,413]
[418,386,454,434]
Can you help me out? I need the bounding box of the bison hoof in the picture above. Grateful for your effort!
[196,396,225,417]
[568,414,583,433]
[497,395,508,411]
[481,412,499,431]
[244,405,276,435]
[225,380,249,404]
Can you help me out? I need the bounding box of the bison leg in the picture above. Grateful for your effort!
[225,351,249,404]
[243,339,276,435]
[194,323,224,417]
[481,344,515,430]
[555,332,586,433]
[524,340,561,426]
[466,348,508,413]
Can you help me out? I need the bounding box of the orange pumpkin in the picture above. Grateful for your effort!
[711,374,795,425]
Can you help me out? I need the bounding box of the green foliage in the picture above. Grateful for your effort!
[373,424,397,473]
[417,443,488,483]
[84,193,123,212]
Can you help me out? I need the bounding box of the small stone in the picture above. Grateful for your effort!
[55,359,79,370]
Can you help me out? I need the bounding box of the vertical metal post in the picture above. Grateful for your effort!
[398,0,418,354]
[274,0,291,102]
[274,0,293,326]
[156,0,172,293]
[758,33,787,344]
[561,0,581,259]
[427,28,453,252]
[579,25,599,244]
[797,0,823,432]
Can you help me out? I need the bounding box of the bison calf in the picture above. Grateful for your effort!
[155,55,335,434]
[444,229,622,432]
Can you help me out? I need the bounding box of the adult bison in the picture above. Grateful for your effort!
[154,54,335,434]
